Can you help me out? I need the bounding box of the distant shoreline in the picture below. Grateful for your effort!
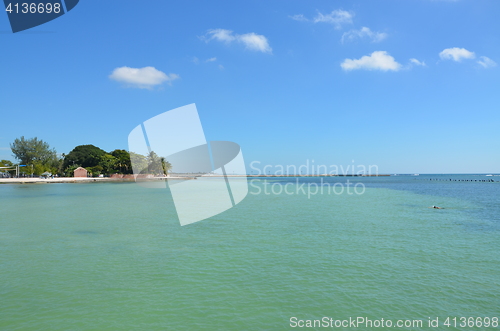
[0,177,134,184]
[1,174,498,185]
[0,177,185,185]
[0,174,391,185]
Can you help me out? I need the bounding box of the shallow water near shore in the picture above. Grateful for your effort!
[1,175,499,330]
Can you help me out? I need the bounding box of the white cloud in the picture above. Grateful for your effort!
[341,27,387,43]
[341,51,402,71]
[205,57,217,62]
[204,29,272,54]
[410,58,426,66]
[477,56,497,68]
[192,57,200,65]
[238,33,272,53]
[439,48,497,69]
[206,29,236,43]
[439,47,475,62]
[109,66,179,89]
[313,9,353,29]
[218,64,224,70]
[289,14,308,22]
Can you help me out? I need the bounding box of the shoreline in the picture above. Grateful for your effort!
[0,176,189,184]
[1,174,496,185]
[0,174,391,185]
[0,177,137,184]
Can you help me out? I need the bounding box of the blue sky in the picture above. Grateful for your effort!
[1,0,499,173]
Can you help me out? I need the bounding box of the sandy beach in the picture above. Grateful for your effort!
[0,176,194,184]
[0,177,135,184]
[0,173,393,184]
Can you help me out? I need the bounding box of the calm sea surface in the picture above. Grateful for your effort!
[1,175,499,330]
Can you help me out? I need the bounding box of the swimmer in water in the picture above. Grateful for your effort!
[429,205,443,209]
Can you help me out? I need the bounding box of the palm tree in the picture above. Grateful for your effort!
[147,151,163,175]
[160,157,172,176]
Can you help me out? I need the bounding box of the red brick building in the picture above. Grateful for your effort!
[74,167,88,177]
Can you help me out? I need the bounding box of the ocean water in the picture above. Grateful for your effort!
[1,175,499,330]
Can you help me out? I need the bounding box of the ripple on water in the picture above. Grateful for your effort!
[0,180,499,330]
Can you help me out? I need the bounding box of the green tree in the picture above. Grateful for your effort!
[10,136,57,166]
[110,149,132,174]
[0,160,13,167]
[33,162,50,176]
[44,154,63,175]
[63,145,107,170]
[86,165,103,177]
[130,152,147,174]
[99,154,118,176]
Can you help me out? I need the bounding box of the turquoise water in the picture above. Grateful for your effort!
[1,176,499,330]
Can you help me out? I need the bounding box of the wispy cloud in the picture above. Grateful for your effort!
[410,58,426,66]
[292,10,385,44]
[439,47,475,62]
[341,51,402,71]
[341,27,387,43]
[313,10,354,29]
[290,9,354,30]
[477,56,497,68]
[205,57,217,63]
[203,29,272,54]
[289,14,308,22]
[109,66,179,89]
